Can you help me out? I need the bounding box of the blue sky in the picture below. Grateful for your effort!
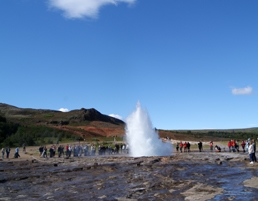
[1,0,257,130]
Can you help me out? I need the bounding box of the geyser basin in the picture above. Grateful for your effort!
[125,102,173,157]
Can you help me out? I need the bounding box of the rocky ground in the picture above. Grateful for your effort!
[0,146,258,201]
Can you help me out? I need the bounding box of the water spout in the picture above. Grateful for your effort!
[125,102,173,157]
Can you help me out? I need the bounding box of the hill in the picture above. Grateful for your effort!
[0,103,125,147]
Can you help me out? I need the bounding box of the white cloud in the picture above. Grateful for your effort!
[48,0,136,19]
[59,108,69,112]
[109,114,123,120]
[231,86,253,95]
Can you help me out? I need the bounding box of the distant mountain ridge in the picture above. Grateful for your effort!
[0,103,124,126]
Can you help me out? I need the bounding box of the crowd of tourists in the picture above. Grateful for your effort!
[38,143,129,158]
[175,138,257,164]
[1,138,257,165]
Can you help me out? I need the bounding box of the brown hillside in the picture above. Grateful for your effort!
[0,103,125,138]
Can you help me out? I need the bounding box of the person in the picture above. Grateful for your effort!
[245,140,249,153]
[231,140,236,152]
[241,141,246,152]
[179,141,183,153]
[183,142,187,152]
[1,147,5,159]
[187,142,191,152]
[15,147,20,158]
[23,143,26,152]
[65,144,69,157]
[58,145,64,158]
[176,142,179,152]
[248,140,255,164]
[210,141,213,152]
[42,146,47,158]
[126,144,129,154]
[215,145,221,152]
[235,140,239,152]
[6,147,10,159]
[39,146,44,156]
[252,139,257,162]
[198,141,203,152]
[83,144,88,156]
[228,140,232,152]
[49,146,54,158]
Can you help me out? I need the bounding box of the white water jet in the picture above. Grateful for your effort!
[125,102,173,157]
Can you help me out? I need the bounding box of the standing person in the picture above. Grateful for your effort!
[1,147,5,159]
[179,141,183,153]
[183,142,187,152]
[241,141,246,152]
[65,144,69,157]
[176,142,179,152]
[245,140,249,153]
[83,144,88,156]
[252,139,257,162]
[23,143,26,152]
[210,141,213,152]
[57,145,62,158]
[39,146,43,156]
[126,144,129,154]
[42,146,47,158]
[228,140,232,152]
[231,140,236,152]
[49,146,54,158]
[248,140,255,164]
[198,141,203,152]
[235,140,239,152]
[187,142,191,152]
[6,147,10,159]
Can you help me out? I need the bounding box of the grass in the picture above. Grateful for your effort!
[43,114,54,118]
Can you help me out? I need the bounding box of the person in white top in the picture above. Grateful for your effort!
[248,140,255,164]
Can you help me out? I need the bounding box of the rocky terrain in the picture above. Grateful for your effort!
[0,147,258,201]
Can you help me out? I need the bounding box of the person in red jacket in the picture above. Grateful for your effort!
[228,140,232,152]
[241,140,246,152]
[183,142,187,152]
[179,141,183,153]
[231,140,236,152]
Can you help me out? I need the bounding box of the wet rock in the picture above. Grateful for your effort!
[217,161,222,165]
[243,177,258,189]
[115,198,137,201]
[0,152,256,200]
[84,166,91,170]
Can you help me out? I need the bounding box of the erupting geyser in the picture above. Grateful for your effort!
[125,102,173,157]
